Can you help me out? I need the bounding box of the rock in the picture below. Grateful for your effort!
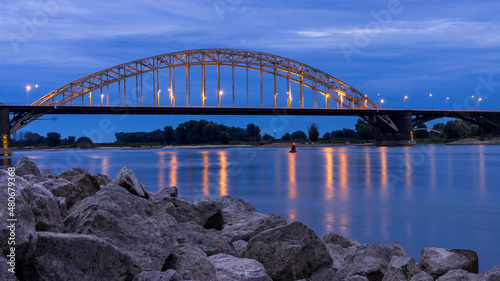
[0,170,37,264]
[339,243,394,281]
[436,269,478,281]
[172,222,235,256]
[64,184,176,271]
[345,276,370,281]
[390,242,407,257]
[0,256,19,281]
[382,256,421,281]
[132,270,182,281]
[19,183,63,232]
[232,239,248,257]
[154,193,222,227]
[310,268,342,281]
[21,174,45,184]
[477,265,500,281]
[409,272,434,281]
[14,156,41,177]
[41,169,55,179]
[39,178,86,208]
[56,167,88,179]
[162,186,179,198]
[92,173,111,187]
[245,221,332,280]
[323,232,360,248]
[221,211,287,242]
[163,244,217,281]
[54,196,68,219]
[208,253,272,281]
[326,244,347,271]
[110,167,149,198]
[19,232,139,281]
[217,196,257,215]
[420,248,479,278]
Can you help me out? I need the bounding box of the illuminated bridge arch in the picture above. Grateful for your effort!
[14,49,380,133]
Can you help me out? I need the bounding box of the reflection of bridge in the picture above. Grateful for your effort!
[1,49,500,154]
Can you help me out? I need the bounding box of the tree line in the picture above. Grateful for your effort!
[11,131,94,148]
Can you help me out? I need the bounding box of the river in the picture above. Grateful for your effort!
[5,144,500,271]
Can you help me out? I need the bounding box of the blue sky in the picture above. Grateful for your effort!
[1,0,500,142]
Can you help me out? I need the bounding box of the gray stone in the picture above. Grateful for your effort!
[19,232,139,281]
[19,183,63,232]
[132,270,182,281]
[0,256,19,281]
[0,170,37,264]
[310,268,342,281]
[436,269,478,281]
[232,239,249,257]
[163,244,217,281]
[382,256,421,281]
[420,248,479,279]
[49,168,100,208]
[409,272,434,281]
[41,169,55,179]
[477,265,500,281]
[339,243,394,281]
[14,156,41,177]
[390,242,407,257]
[172,222,235,256]
[110,167,149,198]
[323,232,361,248]
[39,178,81,207]
[245,221,332,280]
[326,244,347,271]
[92,173,111,186]
[56,167,88,179]
[208,253,272,281]
[345,276,370,281]
[162,186,179,198]
[64,184,176,271]
[54,196,68,219]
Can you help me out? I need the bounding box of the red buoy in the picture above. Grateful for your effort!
[290,143,297,153]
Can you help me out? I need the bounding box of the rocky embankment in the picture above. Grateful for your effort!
[1,156,499,281]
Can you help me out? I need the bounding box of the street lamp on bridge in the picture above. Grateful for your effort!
[378,94,382,107]
[157,90,161,106]
[274,93,278,108]
[35,84,39,100]
[429,93,433,110]
[404,96,408,109]
[446,97,450,110]
[26,85,31,105]
[478,98,482,110]
[218,90,223,108]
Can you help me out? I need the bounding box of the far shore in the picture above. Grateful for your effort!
[10,138,500,152]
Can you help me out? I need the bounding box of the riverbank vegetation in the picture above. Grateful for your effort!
[11,118,498,148]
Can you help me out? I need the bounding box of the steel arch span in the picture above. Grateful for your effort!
[14,49,379,133]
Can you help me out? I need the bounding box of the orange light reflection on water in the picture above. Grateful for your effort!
[219,151,228,196]
[202,152,210,196]
[288,152,297,199]
[170,154,178,188]
[324,147,334,201]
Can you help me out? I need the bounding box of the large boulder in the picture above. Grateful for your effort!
[477,265,500,281]
[19,232,139,281]
[40,169,55,179]
[14,156,41,177]
[409,272,433,281]
[338,243,394,281]
[390,242,407,257]
[163,244,217,281]
[208,253,272,281]
[420,248,479,278]
[323,232,360,248]
[326,244,347,271]
[110,167,148,198]
[172,222,235,256]
[19,183,63,232]
[0,256,19,281]
[51,168,100,207]
[245,221,332,280]
[0,170,37,264]
[92,173,111,187]
[162,186,179,198]
[436,269,477,281]
[132,270,182,281]
[38,178,84,208]
[382,256,421,281]
[154,191,222,227]
[64,184,176,271]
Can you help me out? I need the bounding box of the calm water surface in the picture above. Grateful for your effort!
[5,145,500,271]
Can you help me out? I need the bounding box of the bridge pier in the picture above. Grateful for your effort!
[375,111,416,146]
[0,108,13,156]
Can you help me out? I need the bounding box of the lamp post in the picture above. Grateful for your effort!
[157,90,161,106]
[478,98,482,110]
[364,95,368,107]
[26,85,31,104]
[404,96,408,109]
[218,90,223,108]
[429,93,433,110]
[35,84,39,100]
[274,93,278,108]
[446,97,449,110]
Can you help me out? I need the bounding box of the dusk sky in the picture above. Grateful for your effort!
[1,0,500,142]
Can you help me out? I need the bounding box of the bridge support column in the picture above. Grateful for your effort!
[0,108,13,156]
[375,111,416,146]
